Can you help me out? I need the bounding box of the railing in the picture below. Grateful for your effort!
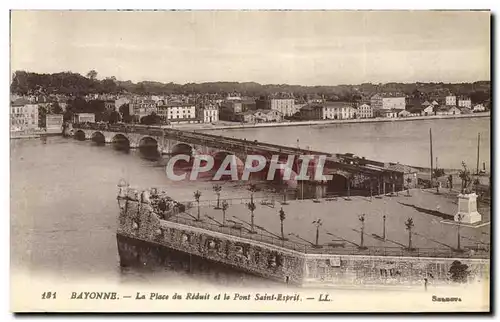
[165,214,490,259]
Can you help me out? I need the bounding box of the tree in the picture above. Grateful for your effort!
[86,70,98,80]
[459,161,472,194]
[312,219,322,247]
[63,110,74,122]
[108,110,122,124]
[213,184,222,209]
[140,112,162,125]
[248,183,257,203]
[247,201,257,233]
[194,190,202,221]
[358,214,366,249]
[119,104,132,123]
[279,207,286,240]
[456,213,463,251]
[51,102,63,114]
[221,200,229,227]
[433,168,445,178]
[405,217,415,250]
[448,260,470,283]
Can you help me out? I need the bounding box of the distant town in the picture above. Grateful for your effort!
[10,70,491,136]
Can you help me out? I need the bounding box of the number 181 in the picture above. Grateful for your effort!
[41,292,56,299]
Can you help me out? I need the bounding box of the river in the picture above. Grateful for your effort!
[205,117,490,171]
[10,117,490,287]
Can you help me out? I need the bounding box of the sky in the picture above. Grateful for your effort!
[10,10,491,86]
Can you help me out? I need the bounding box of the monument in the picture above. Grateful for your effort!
[455,193,482,224]
[456,162,482,224]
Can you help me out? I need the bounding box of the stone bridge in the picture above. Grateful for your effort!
[69,123,405,193]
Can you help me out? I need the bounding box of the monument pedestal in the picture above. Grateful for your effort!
[455,193,482,224]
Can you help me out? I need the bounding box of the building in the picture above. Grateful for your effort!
[385,163,419,190]
[422,105,434,116]
[253,109,283,123]
[73,113,96,124]
[45,114,64,134]
[378,109,403,118]
[10,99,39,131]
[298,104,323,120]
[445,95,457,106]
[473,104,486,112]
[219,100,243,121]
[236,109,283,123]
[115,97,130,111]
[458,97,472,109]
[104,100,115,111]
[130,99,157,117]
[256,98,296,117]
[398,110,411,118]
[200,104,219,123]
[370,94,406,114]
[436,106,461,116]
[241,99,257,112]
[322,102,357,120]
[407,106,424,117]
[157,103,196,121]
[234,111,256,123]
[357,103,373,119]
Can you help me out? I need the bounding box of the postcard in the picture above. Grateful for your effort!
[10,9,491,312]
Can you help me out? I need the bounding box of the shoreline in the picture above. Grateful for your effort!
[10,132,62,140]
[177,112,490,131]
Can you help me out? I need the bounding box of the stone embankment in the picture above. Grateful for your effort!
[116,186,490,288]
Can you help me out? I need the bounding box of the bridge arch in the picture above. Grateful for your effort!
[326,173,349,196]
[138,136,160,159]
[171,143,194,157]
[112,133,131,150]
[74,130,86,141]
[91,131,106,145]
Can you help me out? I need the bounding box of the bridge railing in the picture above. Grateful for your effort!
[165,214,490,259]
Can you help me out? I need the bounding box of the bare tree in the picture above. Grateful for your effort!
[194,190,202,221]
[248,183,257,203]
[279,207,286,240]
[358,214,366,249]
[247,201,257,233]
[405,217,415,250]
[213,184,222,209]
[456,213,463,251]
[221,200,229,227]
[312,219,323,247]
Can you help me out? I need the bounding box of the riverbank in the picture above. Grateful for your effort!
[10,131,62,140]
[174,112,490,131]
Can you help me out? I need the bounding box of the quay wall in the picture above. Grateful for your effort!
[117,188,489,288]
[180,112,491,131]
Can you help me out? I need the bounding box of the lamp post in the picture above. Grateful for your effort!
[382,215,386,241]
[312,219,323,248]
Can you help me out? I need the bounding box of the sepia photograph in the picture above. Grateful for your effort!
[9,9,491,313]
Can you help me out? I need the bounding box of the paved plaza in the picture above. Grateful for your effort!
[172,188,490,256]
